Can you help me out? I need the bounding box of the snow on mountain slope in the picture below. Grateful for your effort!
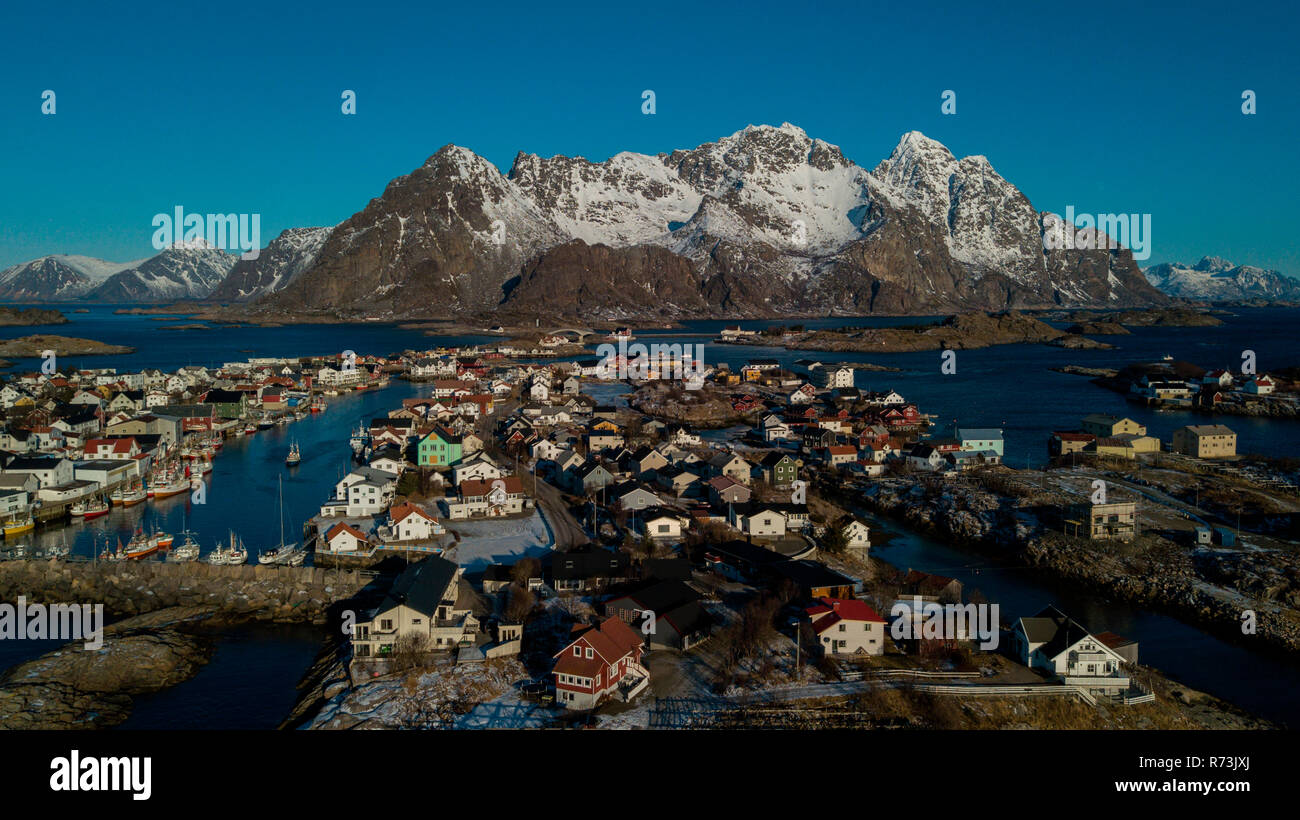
[1144,256,1300,301]
[0,254,145,300]
[869,131,1039,278]
[208,227,333,301]
[86,241,236,302]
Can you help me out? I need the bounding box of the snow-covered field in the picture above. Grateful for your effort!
[449,509,554,571]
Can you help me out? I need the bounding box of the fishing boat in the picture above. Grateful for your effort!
[168,531,200,562]
[207,531,248,565]
[286,441,301,466]
[243,422,257,434]
[151,472,189,499]
[70,496,110,519]
[154,529,174,549]
[101,538,127,562]
[3,515,34,538]
[125,528,160,560]
[309,396,325,413]
[349,425,368,455]
[111,483,146,507]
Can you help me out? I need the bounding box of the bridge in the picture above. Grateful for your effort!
[545,327,597,340]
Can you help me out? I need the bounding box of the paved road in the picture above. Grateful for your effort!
[533,476,590,550]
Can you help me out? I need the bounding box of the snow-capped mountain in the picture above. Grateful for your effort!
[0,254,144,300]
[208,227,333,302]
[8,125,1171,316]
[85,241,237,302]
[266,124,1165,318]
[1144,257,1300,302]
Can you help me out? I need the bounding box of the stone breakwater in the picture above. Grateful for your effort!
[0,559,370,624]
[847,477,1300,655]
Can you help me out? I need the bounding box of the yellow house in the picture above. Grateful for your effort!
[1172,425,1237,459]
[1081,414,1146,438]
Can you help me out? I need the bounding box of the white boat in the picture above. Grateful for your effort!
[168,531,200,562]
[70,496,110,519]
[259,476,302,565]
[207,531,249,565]
[286,441,301,466]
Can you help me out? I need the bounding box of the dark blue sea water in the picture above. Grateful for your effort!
[2,305,1299,726]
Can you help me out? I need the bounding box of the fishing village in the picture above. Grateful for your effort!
[1,321,1298,730]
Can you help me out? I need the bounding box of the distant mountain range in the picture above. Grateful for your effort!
[1143,257,1300,302]
[0,243,235,303]
[7,124,1286,317]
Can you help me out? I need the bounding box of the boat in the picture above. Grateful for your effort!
[101,538,127,562]
[70,496,110,519]
[258,417,275,430]
[151,473,189,499]
[207,531,248,565]
[125,528,160,560]
[111,484,146,507]
[286,441,301,466]
[349,425,368,454]
[309,397,325,413]
[244,423,257,434]
[154,529,174,548]
[168,531,200,562]
[259,476,302,565]
[3,515,34,538]
[1161,353,1174,361]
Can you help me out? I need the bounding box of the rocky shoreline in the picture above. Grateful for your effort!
[0,307,68,327]
[0,334,134,357]
[837,476,1300,656]
[719,311,1115,354]
[0,561,372,728]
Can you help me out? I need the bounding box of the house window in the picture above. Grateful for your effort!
[573,646,581,656]
[380,619,393,630]
[585,648,593,659]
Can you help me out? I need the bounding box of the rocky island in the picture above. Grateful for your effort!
[0,335,135,357]
[722,311,1115,354]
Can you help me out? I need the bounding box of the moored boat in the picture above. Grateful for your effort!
[168,532,200,562]
[70,496,110,519]
[3,515,34,538]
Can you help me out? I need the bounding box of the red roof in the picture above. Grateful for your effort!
[552,617,643,676]
[805,598,886,634]
[325,522,369,542]
[1052,431,1095,442]
[389,502,437,524]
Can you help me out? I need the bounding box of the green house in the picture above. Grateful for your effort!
[417,427,463,467]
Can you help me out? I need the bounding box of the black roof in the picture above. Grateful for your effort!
[606,579,699,615]
[549,549,631,581]
[772,559,856,590]
[374,555,459,618]
[707,539,786,567]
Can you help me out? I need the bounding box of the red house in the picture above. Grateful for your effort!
[552,617,648,710]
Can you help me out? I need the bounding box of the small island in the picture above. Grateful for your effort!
[0,306,68,326]
[0,335,135,357]
[721,311,1114,353]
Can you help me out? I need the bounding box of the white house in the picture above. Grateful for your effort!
[1011,606,1133,697]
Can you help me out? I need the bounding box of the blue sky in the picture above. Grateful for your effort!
[1,0,1296,274]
